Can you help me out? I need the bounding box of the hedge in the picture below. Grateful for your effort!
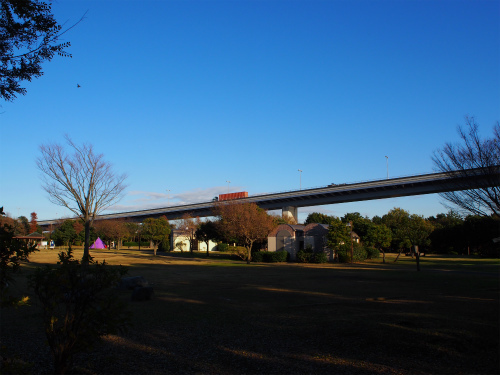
[296,249,312,263]
[311,252,328,263]
[337,243,368,263]
[252,250,289,263]
[217,243,230,252]
[296,248,329,263]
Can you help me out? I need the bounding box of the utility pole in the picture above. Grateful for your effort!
[298,169,302,190]
[385,156,389,179]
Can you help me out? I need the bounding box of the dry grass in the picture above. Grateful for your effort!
[1,249,499,374]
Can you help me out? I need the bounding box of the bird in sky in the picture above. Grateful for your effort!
[77,84,81,88]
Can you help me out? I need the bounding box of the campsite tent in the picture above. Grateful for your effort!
[90,237,106,249]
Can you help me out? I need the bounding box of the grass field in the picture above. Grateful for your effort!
[1,249,499,374]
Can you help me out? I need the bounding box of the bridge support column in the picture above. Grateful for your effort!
[282,206,298,223]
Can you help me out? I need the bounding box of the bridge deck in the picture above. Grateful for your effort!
[38,167,499,225]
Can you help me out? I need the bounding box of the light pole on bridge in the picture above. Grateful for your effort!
[298,169,302,190]
[166,189,171,206]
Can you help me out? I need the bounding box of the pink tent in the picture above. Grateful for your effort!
[90,237,106,249]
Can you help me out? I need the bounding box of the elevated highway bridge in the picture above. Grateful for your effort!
[38,167,499,226]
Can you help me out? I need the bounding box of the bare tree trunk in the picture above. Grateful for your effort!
[83,220,91,263]
[380,248,386,264]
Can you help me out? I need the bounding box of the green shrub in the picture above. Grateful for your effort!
[29,248,129,374]
[252,250,289,263]
[296,245,314,263]
[268,250,288,262]
[366,247,380,259]
[297,245,328,263]
[337,243,368,263]
[252,251,265,262]
[217,243,229,252]
[311,252,328,263]
[296,249,311,263]
[157,239,170,252]
[479,243,500,258]
[233,246,247,254]
[337,249,349,263]
[229,246,249,261]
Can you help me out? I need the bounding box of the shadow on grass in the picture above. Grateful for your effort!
[95,261,499,374]
[2,251,499,374]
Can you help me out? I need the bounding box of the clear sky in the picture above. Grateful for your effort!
[1,0,499,222]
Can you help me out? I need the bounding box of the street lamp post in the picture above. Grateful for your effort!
[298,169,302,190]
[166,189,171,206]
[385,156,389,179]
[226,180,231,194]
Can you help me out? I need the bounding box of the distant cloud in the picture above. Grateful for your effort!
[106,185,244,213]
[127,190,167,202]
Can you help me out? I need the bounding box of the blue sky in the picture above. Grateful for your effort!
[1,0,499,222]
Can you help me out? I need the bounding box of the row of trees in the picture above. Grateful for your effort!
[307,208,499,258]
[45,217,170,253]
[43,203,277,264]
[4,201,498,264]
[0,212,41,236]
[7,202,498,265]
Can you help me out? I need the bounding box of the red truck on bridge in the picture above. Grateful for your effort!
[218,191,248,201]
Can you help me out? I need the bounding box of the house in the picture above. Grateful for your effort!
[170,229,218,252]
[268,224,305,261]
[304,223,332,260]
[170,229,193,252]
[268,223,360,261]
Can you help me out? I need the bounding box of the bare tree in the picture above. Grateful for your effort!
[433,116,500,218]
[37,136,127,261]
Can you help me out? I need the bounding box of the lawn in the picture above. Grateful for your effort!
[1,249,499,374]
